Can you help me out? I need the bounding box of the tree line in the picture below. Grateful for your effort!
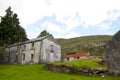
[0,7,50,47]
[0,7,27,46]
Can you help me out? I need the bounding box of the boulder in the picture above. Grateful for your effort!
[106,31,120,75]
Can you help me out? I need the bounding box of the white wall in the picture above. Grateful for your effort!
[21,41,41,64]
[42,38,61,62]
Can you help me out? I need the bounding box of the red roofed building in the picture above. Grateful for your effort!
[63,52,90,61]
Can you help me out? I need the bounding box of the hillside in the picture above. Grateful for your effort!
[56,35,112,56]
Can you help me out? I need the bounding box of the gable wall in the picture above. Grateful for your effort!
[42,38,61,63]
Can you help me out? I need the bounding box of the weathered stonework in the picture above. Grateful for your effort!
[44,63,108,76]
[0,35,61,64]
[106,31,120,75]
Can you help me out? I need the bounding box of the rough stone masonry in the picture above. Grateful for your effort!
[106,30,120,75]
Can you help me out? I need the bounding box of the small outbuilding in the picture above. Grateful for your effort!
[63,52,90,61]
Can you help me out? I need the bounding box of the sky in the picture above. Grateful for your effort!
[0,0,120,39]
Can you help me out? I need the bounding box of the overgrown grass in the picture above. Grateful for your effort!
[61,35,112,48]
[59,35,112,55]
[0,64,120,80]
[54,58,107,68]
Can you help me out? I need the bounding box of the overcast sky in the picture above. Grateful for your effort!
[0,0,120,39]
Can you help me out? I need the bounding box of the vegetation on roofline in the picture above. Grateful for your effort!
[37,30,50,38]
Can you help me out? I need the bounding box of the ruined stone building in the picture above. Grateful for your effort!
[63,52,90,61]
[0,35,61,64]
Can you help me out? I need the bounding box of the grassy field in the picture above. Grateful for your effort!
[59,35,112,47]
[53,58,107,68]
[0,64,120,80]
[57,35,112,55]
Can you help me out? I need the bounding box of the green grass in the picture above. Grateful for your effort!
[0,64,120,80]
[58,35,112,55]
[54,58,107,68]
[60,35,112,48]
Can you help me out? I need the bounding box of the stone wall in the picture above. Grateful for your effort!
[43,38,61,62]
[44,63,108,76]
[106,31,120,75]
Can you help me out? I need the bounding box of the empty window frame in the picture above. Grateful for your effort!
[15,55,18,63]
[50,45,54,53]
[22,54,25,61]
[77,57,79,59]
[24,45,26,49]
[22,45,26,50]
[31,54,34,60]
[31,43,34,49]
[67,57,69,61]
[1,55,4,61]
[7,55,9,62]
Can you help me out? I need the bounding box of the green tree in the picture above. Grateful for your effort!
[0,7,27,46]
[37,30,50,37]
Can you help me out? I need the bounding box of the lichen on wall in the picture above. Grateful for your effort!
[106,30,120,75]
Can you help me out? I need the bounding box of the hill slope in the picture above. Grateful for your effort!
[57,35,112,56]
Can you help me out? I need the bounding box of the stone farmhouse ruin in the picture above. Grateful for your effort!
[0,35,61,64]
